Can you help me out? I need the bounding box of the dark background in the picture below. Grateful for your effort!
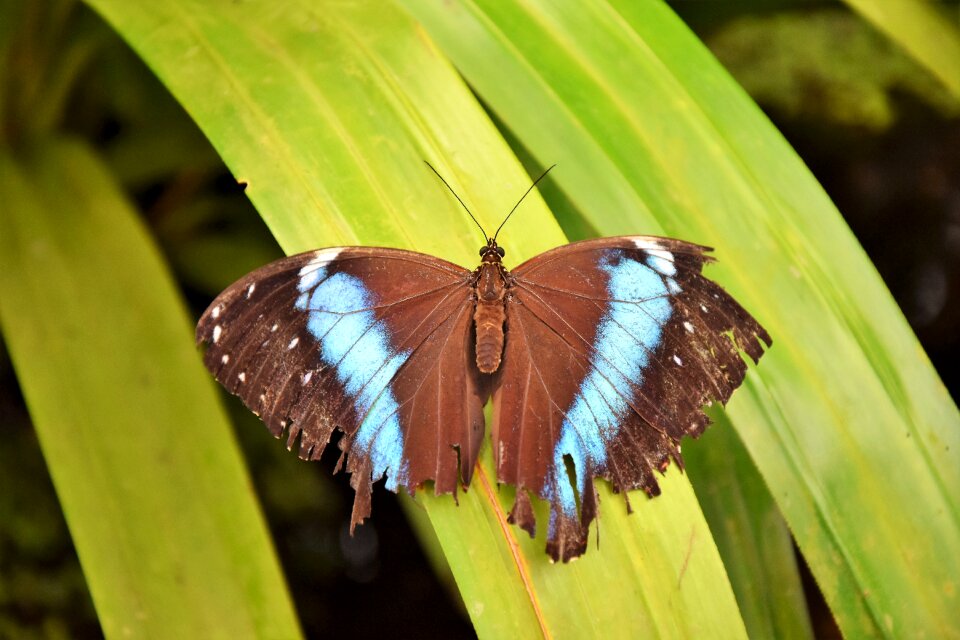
[1,2,957,638]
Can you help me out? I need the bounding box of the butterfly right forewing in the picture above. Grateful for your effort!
[492,236,771,561]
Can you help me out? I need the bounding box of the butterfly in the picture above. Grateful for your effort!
[196,167,771,562]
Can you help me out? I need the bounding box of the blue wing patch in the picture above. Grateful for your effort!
[295,261,410,490]
[546,251,677,534]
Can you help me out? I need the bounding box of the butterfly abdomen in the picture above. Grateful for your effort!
[474,261,508,373]
[474,302,506,373]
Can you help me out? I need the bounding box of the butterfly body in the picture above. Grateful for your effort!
[473,239,510,373]
[197,235,770,562]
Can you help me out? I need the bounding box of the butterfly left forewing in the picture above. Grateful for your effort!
[494,236,771,561]
[196,247,487,529]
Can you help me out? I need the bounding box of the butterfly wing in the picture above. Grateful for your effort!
[493,236,771,561]
[196,247,487,529]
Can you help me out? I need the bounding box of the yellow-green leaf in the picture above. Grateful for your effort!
[401,0,960,637]
[844,0,960,99]
[81,0,750,637]
[0,138,301,639]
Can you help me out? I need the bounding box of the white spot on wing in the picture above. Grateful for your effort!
[211,305,221,319]
[221,354,230,364]
[246,283,256,298]
[700,304,709,313]
[298,247,343,276]
[673,354,683,366]
[288,337,299,350]
[302,371,313,385]
[238,372,246,383]
[648,248,674,264]
[645,249,677,279]
[632,237,665,251]
[212,325,222,343]
[683,321,695,333]
[271,323,279,332]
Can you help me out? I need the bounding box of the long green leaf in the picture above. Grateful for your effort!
[505,104,814,640]
[0,138,302,639]
[401,0,960,637]
[82,0,749,637]
[685,419,814,640]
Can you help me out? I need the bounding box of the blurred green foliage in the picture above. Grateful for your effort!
[707,8,958,129]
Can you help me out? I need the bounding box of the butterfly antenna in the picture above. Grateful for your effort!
[493,164,557,242]
[424,161,488,241]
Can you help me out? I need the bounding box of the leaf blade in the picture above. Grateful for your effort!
[843,0,960,99]
[82,0,750,636]
[0,139,302,639]
[401,0,960,636]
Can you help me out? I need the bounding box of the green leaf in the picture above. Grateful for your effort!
[685,418,815,640]
[506,110,813,640]
[0,139,302,638]
[82,0,749,637]
[400,0,960,637]
[843,0,960,100]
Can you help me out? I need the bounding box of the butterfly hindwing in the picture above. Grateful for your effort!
[195,247,486,529]
[494,236,771,561]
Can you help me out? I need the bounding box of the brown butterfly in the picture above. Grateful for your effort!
[196,167,770,561]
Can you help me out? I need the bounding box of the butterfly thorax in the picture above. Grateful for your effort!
[474,240,509,374]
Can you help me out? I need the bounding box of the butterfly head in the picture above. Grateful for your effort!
[480,238,506,263]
